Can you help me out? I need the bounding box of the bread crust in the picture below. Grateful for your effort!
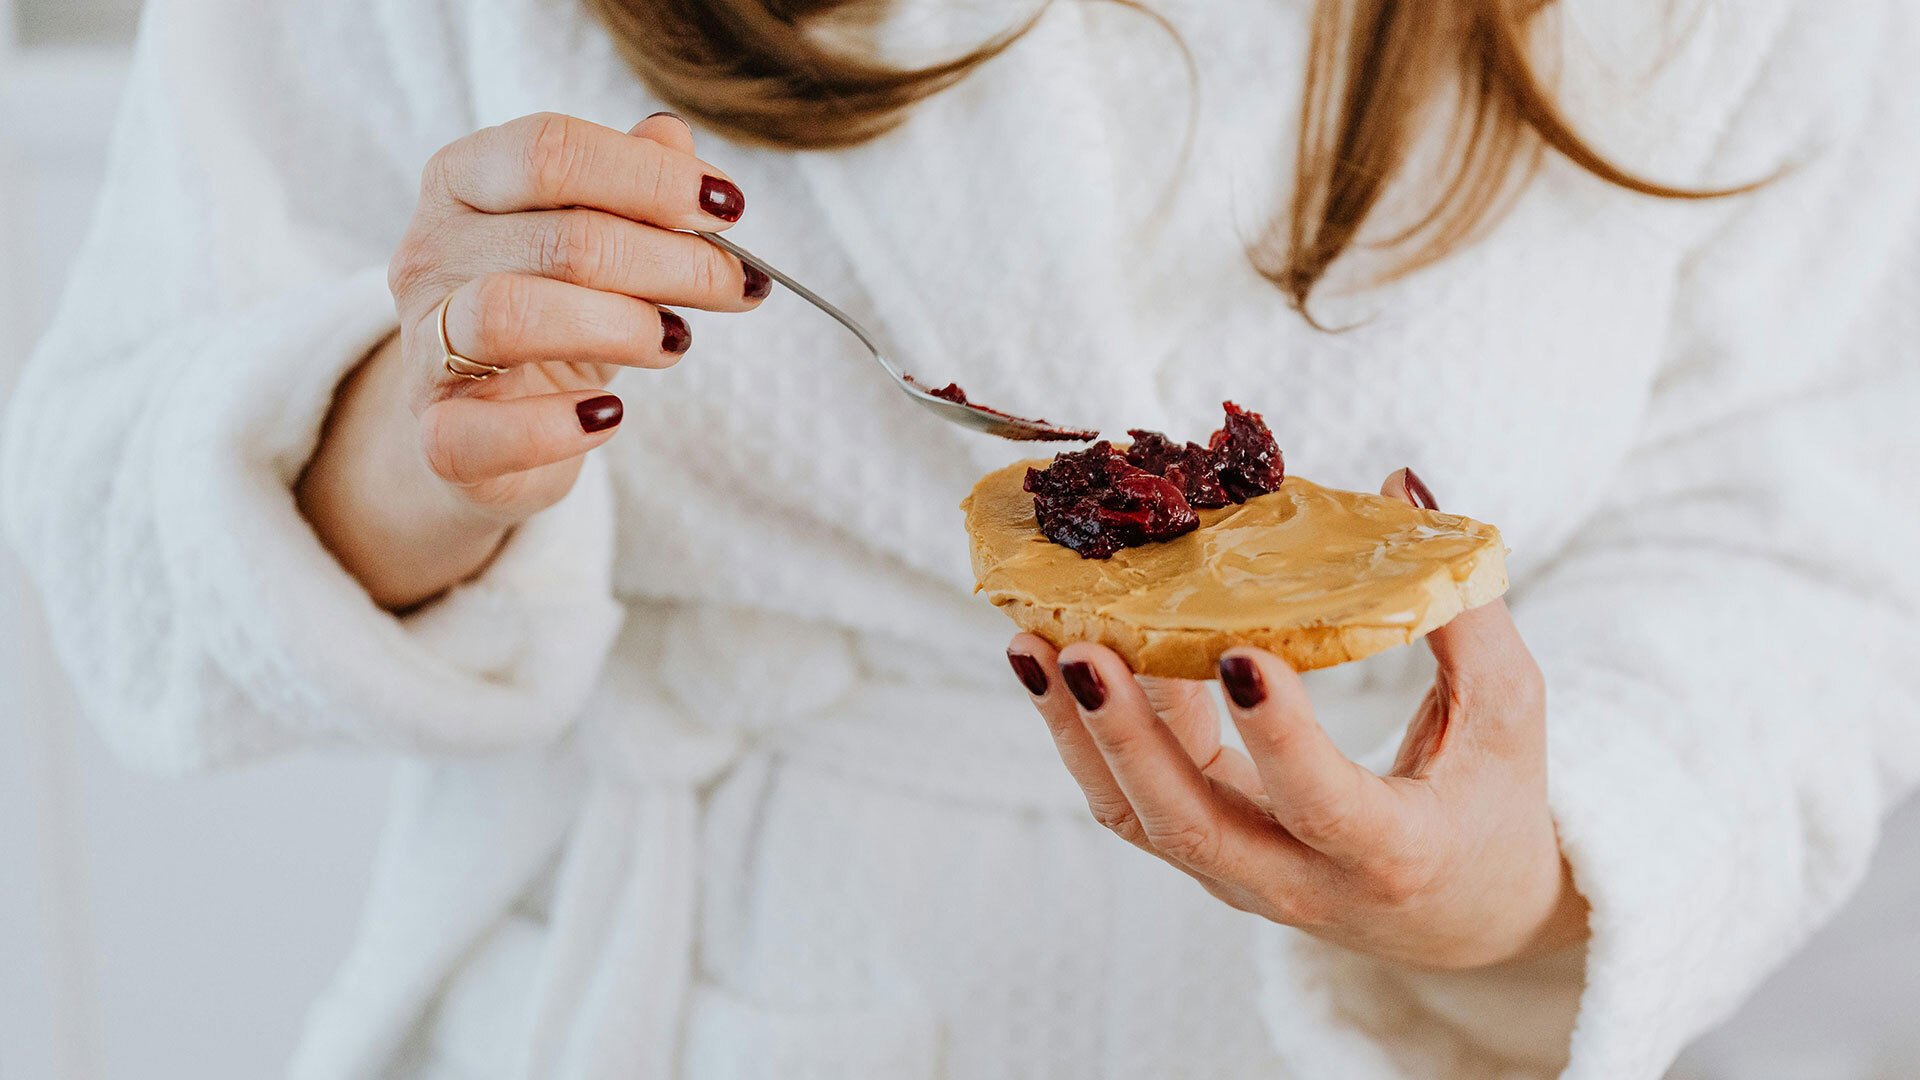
[973,532,1507,678]
[963,474,1509,680]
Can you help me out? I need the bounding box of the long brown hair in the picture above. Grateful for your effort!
[586,0,1751,312]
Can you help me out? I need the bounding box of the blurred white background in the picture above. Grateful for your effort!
[0,2,1914,1078]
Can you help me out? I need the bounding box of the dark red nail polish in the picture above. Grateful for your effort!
[1007,651,1049,696]
[659,308,691,354]
[1404,467,1438,511]
[1060,661,1107,711]
[577,395,623,434]
[742,262,771,301]
[699,175,744,222]
[645,110,692,132]
[1218,656,1267,709]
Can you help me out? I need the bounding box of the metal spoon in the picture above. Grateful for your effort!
[697,231,1098,442]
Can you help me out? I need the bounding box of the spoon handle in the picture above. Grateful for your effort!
[696,231,897,376]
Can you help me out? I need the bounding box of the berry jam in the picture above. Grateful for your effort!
[1124,430,1230,510]
[1024,402,1286,559]
[903,378,1098,442]
[1209,402,1286,502]
[1022,442,1198,559]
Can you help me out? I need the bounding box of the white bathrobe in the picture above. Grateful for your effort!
[5,0,1918,1076]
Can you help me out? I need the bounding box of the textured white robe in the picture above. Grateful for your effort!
[5,0,1919,1077]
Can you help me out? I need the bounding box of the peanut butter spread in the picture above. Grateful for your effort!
[964,461,1506,635]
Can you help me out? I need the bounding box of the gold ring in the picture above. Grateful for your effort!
[439,294,509,381]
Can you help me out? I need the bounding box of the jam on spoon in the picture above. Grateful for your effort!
[1024,401,1286,559]
[903,378,1099,443]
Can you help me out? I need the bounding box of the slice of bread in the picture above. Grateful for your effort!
[962,462,1507,679]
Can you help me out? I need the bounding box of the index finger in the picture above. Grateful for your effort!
[1059,644,1288,879]
[1008,634,1154,854]
[434,113,745,228]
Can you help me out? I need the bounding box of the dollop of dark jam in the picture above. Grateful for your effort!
[1024,401,1285,559]
[1124,430,1230,510]
[1022,442,1198,559]
[1208,401,1287,502]
[924,382,970,404]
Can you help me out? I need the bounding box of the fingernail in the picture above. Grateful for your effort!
[742,262,772,301]
[1007,650,1049,696]
[1060,661,1107,711]
[659,308,691,354]
[699,175,745,222]
[577,394,623,434]
[645,110,692,133]
[1404,467,1439,511]
[1218,656,1267,708]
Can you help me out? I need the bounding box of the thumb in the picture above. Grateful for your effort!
[1380,468,1542,745]
[629,110,697,154]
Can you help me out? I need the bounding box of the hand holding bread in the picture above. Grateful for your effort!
[1005,471,1588,969]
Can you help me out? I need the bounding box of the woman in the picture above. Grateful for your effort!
[5,0,1917,1076]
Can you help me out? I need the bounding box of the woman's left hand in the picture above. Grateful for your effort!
[1006,470,1589,970]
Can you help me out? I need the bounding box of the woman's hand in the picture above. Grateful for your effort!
[297,112,767,609]
[1007,470,1589,970]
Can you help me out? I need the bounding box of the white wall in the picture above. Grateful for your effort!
[0,4,1914,1080]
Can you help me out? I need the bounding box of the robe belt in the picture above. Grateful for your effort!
[515,679,1086,1077]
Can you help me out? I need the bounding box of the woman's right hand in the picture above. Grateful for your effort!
[296,112,768,609]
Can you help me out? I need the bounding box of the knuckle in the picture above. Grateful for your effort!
[518,115,569,194]
[508,404,555,458]
[386,230,438,302]
[1089,724,1147,764]
[1140,676,1211,721]
[1038,705,1080,740]
[1087,800,1144,844]
[1361,852,1437,907]
[1452,653,1546,756]
[420,144,455,197]
[521,113,588,202]
[471,274,537,354]
[687,246,727,299]
[1238,719,1298,763]
[1241,728,1286,764]
[420,413,473,485]
[466,472,534,513]
[1150,820,1220,867]
[1286,791,1358,846]
[537,213,607,282]
[1269,887,1333,930]
[1454,650,1544,712]
[1217,886,1273,919]
[643,142,673,213]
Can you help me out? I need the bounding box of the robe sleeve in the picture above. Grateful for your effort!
[1,0,624,773]
[1253,3,1920,1076]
